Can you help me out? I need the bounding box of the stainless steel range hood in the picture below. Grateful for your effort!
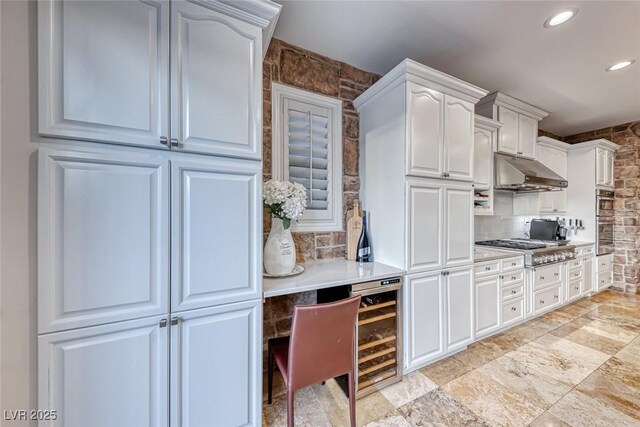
[494,153,567,192]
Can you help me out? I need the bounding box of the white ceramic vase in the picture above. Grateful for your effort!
[264,217,296,275]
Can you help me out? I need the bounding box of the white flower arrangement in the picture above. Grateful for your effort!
[263,179,308,229]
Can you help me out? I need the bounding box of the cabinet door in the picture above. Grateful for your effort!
[606,150,615,187]
[39,316,169,427]
[517,115,538,159]
[473,128,493,188]
[407,179,444,272]
[444,185,474,268]
[171,0,262,159]
[171,157,261,312]
[38,0,170,148]
[38,147,169,333]
[170,300,261,427]
[596,148,607,186]
[475,276,500,337]
[405,272,444,370]
[445,267,474,351]
[444,96,474,181]
[583,257,594,293]
[497,106,518,155]
[406,83,444,178]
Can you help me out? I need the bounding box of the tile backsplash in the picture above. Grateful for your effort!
[474,192,530,241]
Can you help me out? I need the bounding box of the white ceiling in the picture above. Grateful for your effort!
[273,1,640,136]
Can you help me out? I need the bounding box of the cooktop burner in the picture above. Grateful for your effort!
[475,240,547,250]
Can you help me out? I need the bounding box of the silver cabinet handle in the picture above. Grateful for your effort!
[511,307,517,311]
[159,318,168,328]
[554,295,559,299]
[170,138,179,148]
[171,317,180,326]
[540,300,545,304]
[160,136,168,146]
[511,290,517,294]
[485,266,491,271]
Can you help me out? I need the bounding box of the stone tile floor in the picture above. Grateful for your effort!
[262,290,640,426]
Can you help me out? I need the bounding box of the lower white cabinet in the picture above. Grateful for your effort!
[39,316,169,427]
[405,266,472,371]
[474,276,500,336]
[39,300,262,427]
[583,256,594,293]
[596,253,614,291]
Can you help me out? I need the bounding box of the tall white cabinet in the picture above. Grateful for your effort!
[354,59,487,372]
[37,1,280,426]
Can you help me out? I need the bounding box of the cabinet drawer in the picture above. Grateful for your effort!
[597,270,613,290]
[578,246,595,257]
[501,283,524,300]
[502,270,524,286]
[533,263,562,290]
[475,261,500,277]
[501,257,524,272]
[567,278,582,300]
[568,268,582,281]
[568,258,583,271]
[534,285,562,314]
[597,255,613,272]
[502,297,524,326]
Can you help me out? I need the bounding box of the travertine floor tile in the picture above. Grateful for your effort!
[549,390,639,427]
[549,321,630,355]
[379,371,437,408]
[397,388,490,427]
[362,410,410,427]
[419,355,473,386]
[528,411,571,427]
[263,386,331,427]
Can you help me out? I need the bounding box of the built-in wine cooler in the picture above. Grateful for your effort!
[317,276,403,398]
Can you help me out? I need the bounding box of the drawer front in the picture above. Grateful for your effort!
[475,261,500,277]
[597,270,613,290]
[533,263,562,290]
[502,270,524,286]
[501,257,524,272]
[502,297,524,326]
[568,258,583,271]
[534,285,562,314]
[598,255,613,272]
[567,278,582,299]
[568,268,583,281]
[501,283,524,300]
[579,246,595,257]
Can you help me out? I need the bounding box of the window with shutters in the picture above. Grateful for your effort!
[272,83,343,232]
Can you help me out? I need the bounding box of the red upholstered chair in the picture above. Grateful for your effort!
[267,295,361,427]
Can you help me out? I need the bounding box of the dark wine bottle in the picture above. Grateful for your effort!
[356,211,372,262]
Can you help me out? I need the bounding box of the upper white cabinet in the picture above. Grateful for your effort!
[407,179,473,274]
[39,0,281,160]
[171,156,261,312]
[476,92,548,160]
[537,138,569,214]
[444,96,475,181]
[38,0,170,148]
[596,147,615,188]
[38,147,170,333]
[473,116,500,216]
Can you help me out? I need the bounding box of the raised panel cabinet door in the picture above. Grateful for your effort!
[407,179,444,273]
[445,267,474,351]
[596,148,606,186]
[38,147,169,334]
[497,106,518,155]
[171,0,262,159]
[170,300,261,427]
[517,115,538,159]
[474,276,500,336]
[606,150,615,187]
[171,157,261,311]
[473,128,493,188]
[38,0,170,148]
[39,316,169,427]
[444,185,474,268]
[405,272,444,370]
[583,257,594,293]
[406,82,444,178]
[444,96,474,181]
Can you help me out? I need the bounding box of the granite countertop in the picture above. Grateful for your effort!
[474,246,523,262]
[263,258,405,298]
[570,240,595,247]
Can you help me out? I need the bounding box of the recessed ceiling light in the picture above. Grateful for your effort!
[606,60,635,72]
[544,9,578,27]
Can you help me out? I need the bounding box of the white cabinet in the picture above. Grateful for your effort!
[596,147,615,188]
[473,128,493,188]
[583,256,594,293]
[407,179,473,273]
[406,83,474,181]
[405,272,444,368]
[476,93,548,160]
[596,253,614,291]
[170,1,262,158]
[475,276,500,336]
[38,0,170,148]
[38,147,170,333]
[171,157,261,311]
[39,0,274,160]
[39,316,169,427]
[537,141,568,214]
[171,300,261,427]
[445,267,474,351]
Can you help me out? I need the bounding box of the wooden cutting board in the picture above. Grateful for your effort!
[346,199,363,260]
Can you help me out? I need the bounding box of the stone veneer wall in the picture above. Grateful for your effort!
[561,121,640,294]
[262,40,380,355]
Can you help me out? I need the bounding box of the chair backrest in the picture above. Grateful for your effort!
[287,295,361,391]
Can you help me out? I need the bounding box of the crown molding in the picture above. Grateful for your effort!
[567,138,619,151]
[537,136,572,150]
[476,92,549,121]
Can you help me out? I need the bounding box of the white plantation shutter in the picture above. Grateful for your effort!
[272,84,343,232]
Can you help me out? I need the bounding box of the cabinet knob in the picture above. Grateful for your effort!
[554,295,559,299]
[540,276,545,280]
[485,266,491,271]
[511,290,516,294]
[511,307,517,311]
[511,276,516,280]
[540,300,545,304]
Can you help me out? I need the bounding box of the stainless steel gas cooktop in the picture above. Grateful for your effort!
[475,239,577,267]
